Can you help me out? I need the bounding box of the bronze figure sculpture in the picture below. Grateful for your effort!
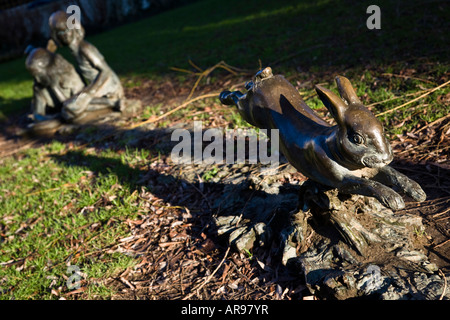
[48,10,124,123]
[25,46,85,132]
[220,67,426,210]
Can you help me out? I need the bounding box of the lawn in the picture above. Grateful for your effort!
[0,0,449,300]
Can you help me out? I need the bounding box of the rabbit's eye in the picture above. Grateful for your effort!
[351,133,364,145]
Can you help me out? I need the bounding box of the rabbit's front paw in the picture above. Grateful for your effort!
[404,180,427,202]
[376,166,427,203]
[379,190,405,210]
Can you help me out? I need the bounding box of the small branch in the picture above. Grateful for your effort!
[435,239,450,249]
[431,207,450,219]
[128,92,219,130]
[0,139,36,159]
[188,59,204,73]
[171,60,251,102]
[414,113,450,134]
[25,183,77,197]
[169,67,200,75]
[376,79,450,117]
[182,246,231,300]
[381,73,436,85]
[367,89,428,107]
[438,269,447,300]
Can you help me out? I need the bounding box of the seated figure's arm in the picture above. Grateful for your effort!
[32,82,54,117]
[64,42,113,114]
[78,41,112,97]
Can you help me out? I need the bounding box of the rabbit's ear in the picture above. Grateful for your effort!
[315,84,347,125]
[335,76,361,105]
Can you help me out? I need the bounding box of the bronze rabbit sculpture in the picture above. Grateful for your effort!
[220,67,426,210]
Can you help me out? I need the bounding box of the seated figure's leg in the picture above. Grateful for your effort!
[88,71,124,103]
[61,97,86,121]
[62,95,120,124]
[62,71,124,122]
[87,97,120,111]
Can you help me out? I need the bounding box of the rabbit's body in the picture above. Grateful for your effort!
[220,67,426,210]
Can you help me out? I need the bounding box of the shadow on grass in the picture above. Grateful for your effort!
[0,97,30,122]
[50,145,306,298]
[48,125,297,231]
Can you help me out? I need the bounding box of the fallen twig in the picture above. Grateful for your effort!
[435,238,450,249]
[0,139,36,159]
[182,246,231,300]
[188,59,204,73]
[367,89,429,107]
[171,60,251,102]
[414,113,450,134]
[376,79,450,117]
[128,92,220,130]
[431,207,450,218]
[25,183,76,197]
[381,73,436,85]
[438,269,448,300]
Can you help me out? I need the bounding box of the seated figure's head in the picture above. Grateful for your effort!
[25,46,83,91]
[49,10,85,47]
[25,47,54,86]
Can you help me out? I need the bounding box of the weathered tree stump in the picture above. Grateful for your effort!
[213,179,449,300]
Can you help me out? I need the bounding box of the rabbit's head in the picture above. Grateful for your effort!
[315,76,393,170]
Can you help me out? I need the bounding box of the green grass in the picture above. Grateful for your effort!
[0,0,449,299]
[202,166,219,182]
[0,144,147,299]
[0,76,32,121]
